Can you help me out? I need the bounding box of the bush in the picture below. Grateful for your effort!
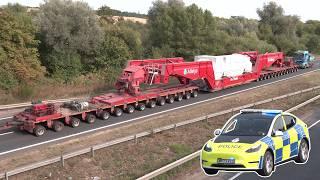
[45,50,83,82]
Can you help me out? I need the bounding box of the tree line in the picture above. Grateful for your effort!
[0,0,319,92]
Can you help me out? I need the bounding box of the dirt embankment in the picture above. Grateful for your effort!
[2,70,320,179]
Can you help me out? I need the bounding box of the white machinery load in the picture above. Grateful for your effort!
[195,54,252,80]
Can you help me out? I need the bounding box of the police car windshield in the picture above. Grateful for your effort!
[221,113,275,136]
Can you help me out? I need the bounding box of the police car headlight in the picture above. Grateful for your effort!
[245,144,261,153]
[204,143,213,152]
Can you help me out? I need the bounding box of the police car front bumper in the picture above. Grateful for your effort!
[201,150,263,170]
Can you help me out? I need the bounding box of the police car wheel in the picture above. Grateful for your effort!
[257,151,274,177]
[295,139,309,163]
[203,168,219,175]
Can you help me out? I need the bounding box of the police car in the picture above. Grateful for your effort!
[201,109,310,177]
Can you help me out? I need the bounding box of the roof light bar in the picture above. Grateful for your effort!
[240,109,282,114]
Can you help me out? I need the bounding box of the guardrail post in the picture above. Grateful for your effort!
[205,115,208,123]
[151,129,155,137]
[61,154,64,167]
[5,172,8,180]
[174,124,177,131]
[134,134,138,144]
[91,147,95,158]
[231,109,234,115]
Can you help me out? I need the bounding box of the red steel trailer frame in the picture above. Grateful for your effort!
[0,51,298,136]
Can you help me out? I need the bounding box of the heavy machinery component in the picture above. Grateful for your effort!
[63,101,89,111]
[195,54,252,80]
[23,103,57,117]
[115,59,214,95]
[293,50,315,69]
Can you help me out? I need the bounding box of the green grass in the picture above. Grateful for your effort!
[169,143,192,157]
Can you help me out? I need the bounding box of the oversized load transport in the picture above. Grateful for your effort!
[195,54,252,80]
[0,51,299,136]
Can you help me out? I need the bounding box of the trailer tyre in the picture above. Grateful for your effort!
[175,94,183,101]
[184,92,191,99]
[70,117,80,128]
[126,105,135,114]
[53,121,64,132]
[166,96,174,104]
[192,91,198,98]
[100,111,110,120]
[147,100,156,108]
[86,114,96,124]
[114,108,123,117]
[157,98,165,106]
[34,125,46,137]
[137,103,146,111]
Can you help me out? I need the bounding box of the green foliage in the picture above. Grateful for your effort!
[257,2,301,54]
[37,0,103,81]
[0,5,45,90]
[45,50,82,82]
[169,143,192,157]
[105,24,143,59]
[148,0,220,59]
[94,34,131,71]
[38,0,103,55]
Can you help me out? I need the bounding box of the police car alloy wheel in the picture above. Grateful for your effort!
[295,139,309,163]
[258,151,274,176]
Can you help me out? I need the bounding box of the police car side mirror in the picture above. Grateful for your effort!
[214,129,222,136]
[274,130,283,137]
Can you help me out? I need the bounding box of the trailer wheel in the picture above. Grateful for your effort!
[184,92,191,99]
[70,117,80,128]
[157,97,165,106]
[166,96,174,104]
[34,125,46,137]
[100,111,110,120]
[175,94,183,101]
[85,114,96,124]
[192,90,198,98]
[147,100,156,108]
[114,108,123,117]
[53,121,64,132]
[137,103,146,111]
[126,105,135,114]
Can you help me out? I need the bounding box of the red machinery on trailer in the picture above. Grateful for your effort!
[0,51,298,136]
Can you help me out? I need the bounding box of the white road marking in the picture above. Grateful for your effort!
[0,131,13,136]
[229,172,243,180]
[309,119,320,129]
[0,117,12,121]
[0,69,319,156]
[228,119,320,180]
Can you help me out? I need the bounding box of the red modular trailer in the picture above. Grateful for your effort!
[0,51,298,136]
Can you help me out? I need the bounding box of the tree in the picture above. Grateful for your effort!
[257,2,301,54]
[94,35,131,72]
[148,0,220,59]
[38,0,103,78]
[0,4,45,89]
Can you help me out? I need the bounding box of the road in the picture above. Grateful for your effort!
[0,65,319,157]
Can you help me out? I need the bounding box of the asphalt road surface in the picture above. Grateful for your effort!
[0,64,319,157]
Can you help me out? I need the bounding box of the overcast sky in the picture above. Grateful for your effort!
[1,0,319,21]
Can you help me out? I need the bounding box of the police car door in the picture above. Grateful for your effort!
[272,116,286,163]
[283,115,299,159]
